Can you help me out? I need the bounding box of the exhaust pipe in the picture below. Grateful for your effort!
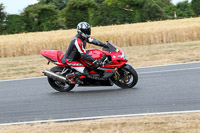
[43,70,66,83]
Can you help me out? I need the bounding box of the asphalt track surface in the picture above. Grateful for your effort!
[0,62,200,124]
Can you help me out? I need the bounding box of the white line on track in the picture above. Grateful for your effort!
[139,67,200,74]
[0,110,200,126]
[0,76,45,82]
[136,61,200,69]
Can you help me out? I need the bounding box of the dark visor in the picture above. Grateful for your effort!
[82,28,91,35]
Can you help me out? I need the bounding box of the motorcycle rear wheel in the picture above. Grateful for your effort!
[48,66,75,92]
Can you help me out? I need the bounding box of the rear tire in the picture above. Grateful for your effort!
[48,66,75,92]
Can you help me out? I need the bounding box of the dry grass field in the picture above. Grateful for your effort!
[0,17,200,57]
[1,112,200,133]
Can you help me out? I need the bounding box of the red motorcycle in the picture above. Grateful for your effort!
[40,41,138,92]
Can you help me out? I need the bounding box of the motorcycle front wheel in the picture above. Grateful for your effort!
[48,66,75,92]
[111,66,138,88]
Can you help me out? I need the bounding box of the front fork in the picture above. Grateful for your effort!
[114,71,120,80]
[114,68,129,83]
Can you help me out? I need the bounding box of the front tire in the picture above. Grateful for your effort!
[111,64,138,88]
[48,66,75,92]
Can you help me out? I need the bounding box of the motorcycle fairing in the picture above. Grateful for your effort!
[40,50,69,67]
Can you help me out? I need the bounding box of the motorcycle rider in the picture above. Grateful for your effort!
[61,22,107,84]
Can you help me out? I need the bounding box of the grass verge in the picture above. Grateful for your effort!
[0,40,200,80]
[0,112,200,133]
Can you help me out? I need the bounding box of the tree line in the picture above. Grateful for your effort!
[0,0,200,35]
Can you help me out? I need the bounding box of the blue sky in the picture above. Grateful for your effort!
[0,0,193,15]
[0,0,38,14]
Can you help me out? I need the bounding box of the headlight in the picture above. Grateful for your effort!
[118,52,127,60]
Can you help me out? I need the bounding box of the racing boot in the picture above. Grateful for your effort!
[74,72,83,84]
[66,72,83,84]
[66,73,76,84]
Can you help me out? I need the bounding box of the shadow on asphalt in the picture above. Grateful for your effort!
[49,87,138,95]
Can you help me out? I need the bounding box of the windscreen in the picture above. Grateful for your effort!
[102,42,120,52]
